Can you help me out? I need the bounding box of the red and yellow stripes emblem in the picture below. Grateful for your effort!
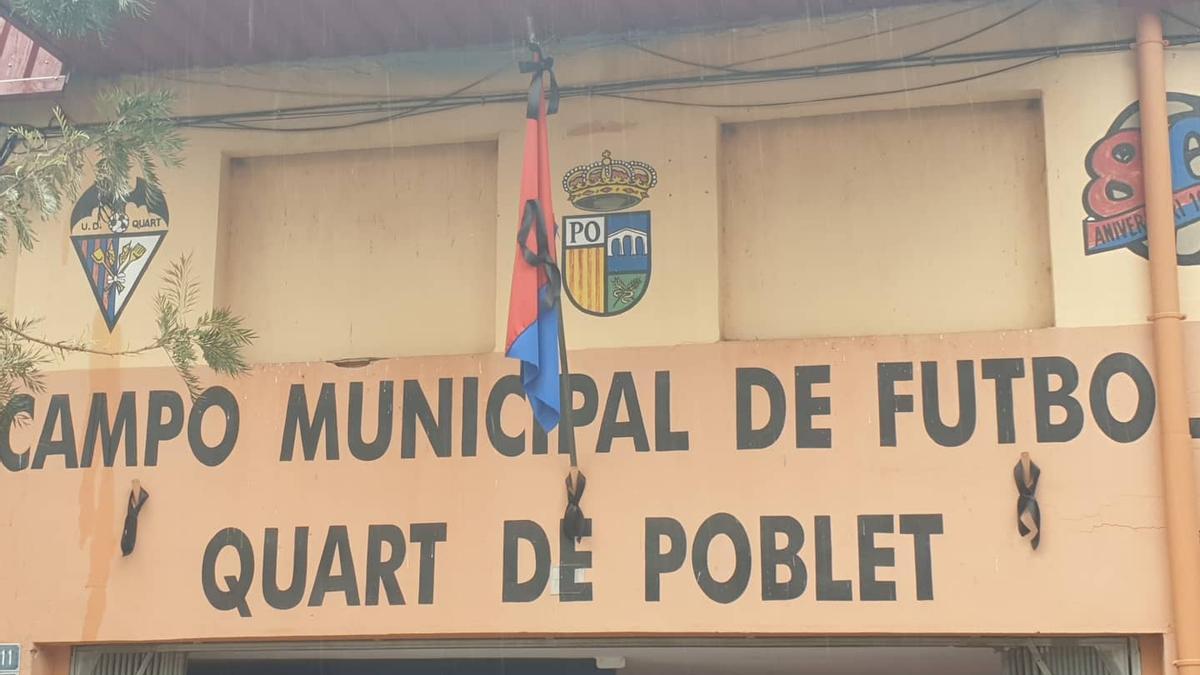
[565,246,605,313]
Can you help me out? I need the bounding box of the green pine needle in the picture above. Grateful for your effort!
[0,91,181,256]
[155,255,257,400]
[0,315,48,425]
[11,0,151,38]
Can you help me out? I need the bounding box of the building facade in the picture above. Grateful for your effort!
[1,1,1199,674]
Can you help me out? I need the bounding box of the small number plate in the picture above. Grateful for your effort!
[0,644,19,674]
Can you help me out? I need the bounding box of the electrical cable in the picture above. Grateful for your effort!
[156,73,427,100]
[597,55,1050,109]
[628,0,1039,76]
[148,33,618,102]
[579,0,1044,98]
[1165,10,1200,33]
[627,0,998,74]
[137,0,1035,131]
[188,101,474,132]
[731,1,1001,68]
[13,32,1200,135]
[123,35,1200,131]
[184,63,510,132]
[907,0,1042,57]
[559,35,1185,99]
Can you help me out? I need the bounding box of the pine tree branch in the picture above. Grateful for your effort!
[1,255,255,404]
[0,316,162,357]
[0,146,83,210]
[11,0,151,38]
[0,92,181,255]
[0,1,255,413]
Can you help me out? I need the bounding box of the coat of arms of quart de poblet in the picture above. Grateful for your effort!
[560,150,657,317]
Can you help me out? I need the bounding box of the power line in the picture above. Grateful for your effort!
[598,56,1050,109]
[728,1,998,68]
[148,35,619,102]
[564,35,1199,99]
[908,0,1042,57]
[1165,10,1200,33]
[17,34,1200,135]
[156,74,432,101]
[186,64,509,132]
[628,0,998,73]
[186,102,473,132]
[124,1,1045,132]
[143,35,1200,131]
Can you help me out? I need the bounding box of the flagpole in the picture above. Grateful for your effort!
[521,18,585,540]
[557,312,578,469]
[527,15,579,472]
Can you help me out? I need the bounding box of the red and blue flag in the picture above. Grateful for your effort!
[505,51,562,432]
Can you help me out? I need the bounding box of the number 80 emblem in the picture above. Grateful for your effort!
[1082,92,1200,264]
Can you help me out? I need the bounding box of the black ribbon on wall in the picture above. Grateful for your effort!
[1014,452,1041,550]
[121,481,150,556]
[563,471,587,543]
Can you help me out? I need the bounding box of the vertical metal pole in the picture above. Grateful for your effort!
[1135,10,1200,674]
[527,15,579,471]
[558,316,578,468]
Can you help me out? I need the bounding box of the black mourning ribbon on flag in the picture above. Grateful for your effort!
[120,483,150,557]
[516,199,562,312]
[514,43,561,313]
[515,44,563,311]
[563,471,587,543]
[1014,453,1041,550]
[519,44,559,120]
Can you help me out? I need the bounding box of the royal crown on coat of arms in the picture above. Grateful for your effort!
[562,149,657,212]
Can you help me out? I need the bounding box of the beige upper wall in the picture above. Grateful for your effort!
[221,141,499,362]
[2,0,1197,369]
[720,100,1053,340]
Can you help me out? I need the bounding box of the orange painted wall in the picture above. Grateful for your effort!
[0,324,1175,645]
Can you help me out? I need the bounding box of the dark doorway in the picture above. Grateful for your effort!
[189,659,612,675]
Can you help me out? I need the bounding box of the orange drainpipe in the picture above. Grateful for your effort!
[1134,8,1200,674]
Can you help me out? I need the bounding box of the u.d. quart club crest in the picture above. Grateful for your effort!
[561,150,657,316]
[69,178,169,331]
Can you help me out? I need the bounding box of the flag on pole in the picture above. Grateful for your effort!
[505,49,562,432]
